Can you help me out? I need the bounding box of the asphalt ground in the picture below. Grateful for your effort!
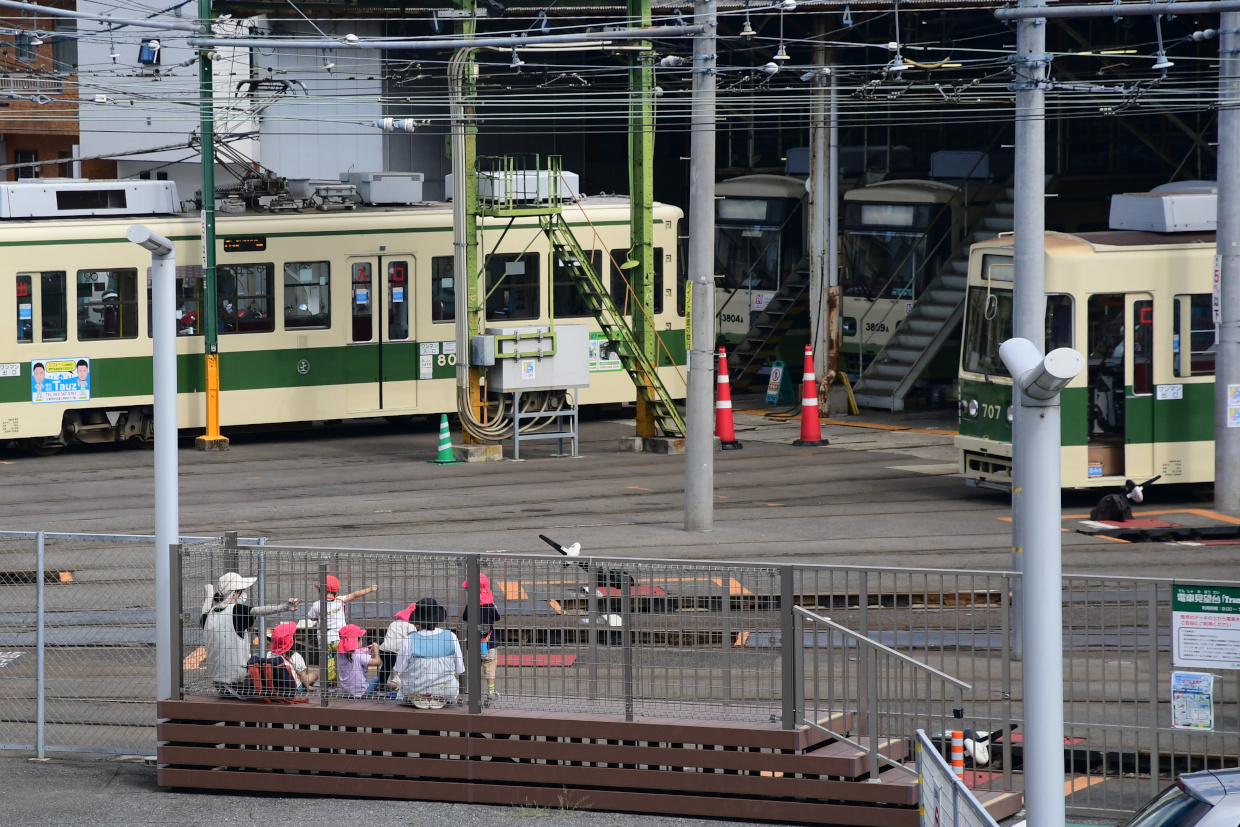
[0,398,1234,580]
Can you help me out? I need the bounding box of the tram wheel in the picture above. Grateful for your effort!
[26,438,65,456]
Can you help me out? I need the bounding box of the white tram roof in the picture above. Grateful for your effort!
[843,179,958,204]
[1109,183,1216,233]
[972,229,1215,259]
[716,174,806,200]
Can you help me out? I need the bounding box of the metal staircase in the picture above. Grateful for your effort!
[851,186,1016,411]
[542,214,686,437]
[725,261,811,392]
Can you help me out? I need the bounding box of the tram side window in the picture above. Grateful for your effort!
[388,260,410,341]
[431,256,455,323]
[961,286,1013,378]
[146,265,204,337]
[1046,295,1073,352]
[41,273,67,342]
[485,253,539,322]
[1133,299,1153,396]
[17,276,32,342]
[1174,294,1216,377]
[218,264,274,334]
[285,262,331,330]
[553,249,600,318]
[609,248,663,315]
[77,269,138,340]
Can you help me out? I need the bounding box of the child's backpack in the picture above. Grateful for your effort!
[246,656,305,703]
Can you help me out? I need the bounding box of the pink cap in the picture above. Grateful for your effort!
[394,601,417,622]
[323,575,341,593]
[461,572,495,606]
[337,623,365,653]
[269,622,296,656]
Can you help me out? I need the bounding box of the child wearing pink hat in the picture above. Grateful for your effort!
[378,601,417,689]
[461,573,503,701]
[266,621,317,690]
[336,624,380,698]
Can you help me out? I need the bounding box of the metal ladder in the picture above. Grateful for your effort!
[726,261,811,392]
[542,214,686,437]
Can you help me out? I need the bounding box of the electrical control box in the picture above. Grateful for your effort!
[471,335,496,367]
[485,324,590,392]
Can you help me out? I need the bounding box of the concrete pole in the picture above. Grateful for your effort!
[809,32,827,379]
[1010,0,1049,661]
[128,225,179,702]
[1216,14,1240,513]
[684,0,716,532]
[827,69,840,379]
[1000,341,1081,827]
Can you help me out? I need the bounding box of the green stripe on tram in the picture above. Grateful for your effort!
[958,378,1213,446]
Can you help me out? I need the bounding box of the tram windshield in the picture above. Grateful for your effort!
[962,286,1013,378]
[713,196,803,291]
[841,202,950,301]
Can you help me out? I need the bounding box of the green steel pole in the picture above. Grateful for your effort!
[629,0,656,438]
[194,0,227,450]
[456,2,484,438]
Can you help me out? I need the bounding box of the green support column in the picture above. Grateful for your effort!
[194,0,227,451]
[629,0,656,438]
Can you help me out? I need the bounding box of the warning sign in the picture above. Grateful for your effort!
[1172,584,1240,670]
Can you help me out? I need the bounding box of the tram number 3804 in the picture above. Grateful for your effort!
[720,313,746,325]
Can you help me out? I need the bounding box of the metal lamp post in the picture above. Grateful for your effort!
[127,225,179,702]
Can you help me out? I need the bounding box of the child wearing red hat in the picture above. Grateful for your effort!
[378,601,418,690]
[307,575,377,683]
[336,624,380,698]
[461,573,503,701]
[266,621,317,690]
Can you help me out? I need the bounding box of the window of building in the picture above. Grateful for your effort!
[431,256,455,323]
[15,150,37,180]
[77,269,138,340]
[17,275,32,343]
[553,249,600,318]
[1174,294,1216,377]
[485,254,539,322]
[610,248,663,315]
[15,31,36,63]
[284,262,331,329]
[147,265,204,337]
[218,264,274,333]
[1046,294,1073,351]
[52,19,77,74]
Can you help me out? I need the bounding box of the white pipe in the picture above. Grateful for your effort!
[190,25,703,52]
[0,0,203,31]
[128,225,178,702]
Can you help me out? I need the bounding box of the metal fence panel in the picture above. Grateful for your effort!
[917,729,999,827]
[0,535,38,750]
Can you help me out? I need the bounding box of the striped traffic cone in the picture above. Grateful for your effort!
[428,414,462,465]
[792,344,828,446]
[951,730,965,780]
[715,348,742,451]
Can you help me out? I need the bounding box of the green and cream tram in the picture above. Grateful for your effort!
[956,186,1217,489]
[0,180,686,454]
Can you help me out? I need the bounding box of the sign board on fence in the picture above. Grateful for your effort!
[1171,671,1214,730]
[1172,584,1240,670]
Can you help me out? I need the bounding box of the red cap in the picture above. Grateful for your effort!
[324,575,340,593]
[337,623,365,653]
[269,622,296,656]
[394,601,417,622]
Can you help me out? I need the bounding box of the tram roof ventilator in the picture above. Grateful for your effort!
[1109,181,1217,233]
[0,179,180,219]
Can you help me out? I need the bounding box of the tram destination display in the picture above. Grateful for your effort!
[222,236,267,253]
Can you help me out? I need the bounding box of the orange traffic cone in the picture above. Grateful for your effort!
[793,344,828,447]
[715,348,743,450]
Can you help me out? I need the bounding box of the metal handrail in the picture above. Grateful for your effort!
[794,605,973,690]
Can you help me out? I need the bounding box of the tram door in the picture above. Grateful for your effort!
[1124,294,1155,479]
[345,255,417,413]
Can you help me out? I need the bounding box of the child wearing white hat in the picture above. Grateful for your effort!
[201,571,301,692]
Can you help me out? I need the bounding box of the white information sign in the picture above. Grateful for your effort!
[1156,384,1183,401]
[419,355,433,380]
[0,363,19,378]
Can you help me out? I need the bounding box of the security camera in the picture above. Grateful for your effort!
[998,338,1085,402]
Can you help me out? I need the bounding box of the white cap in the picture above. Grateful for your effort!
[217,571,257,594]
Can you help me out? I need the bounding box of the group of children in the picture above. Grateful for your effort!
[201,570,502,707]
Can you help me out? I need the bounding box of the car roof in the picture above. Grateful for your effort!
[1181,768,1240,805]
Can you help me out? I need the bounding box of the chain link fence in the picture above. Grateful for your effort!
[0,531,264,756]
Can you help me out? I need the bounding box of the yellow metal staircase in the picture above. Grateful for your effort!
[542,214,686,437]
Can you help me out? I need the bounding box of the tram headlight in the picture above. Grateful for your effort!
[967,399,979,417]
[1006,405,1014,423]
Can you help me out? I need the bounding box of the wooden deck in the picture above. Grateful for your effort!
[158,696,1022,825]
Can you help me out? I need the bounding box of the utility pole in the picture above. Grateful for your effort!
[1010,0,1049,660]
[194,0,227,451]
[684,0,716,532]
[1217,13,1240,512]
[456,1,485,441]
[630,0,657,439]
[809,30,827,380]
[827,69,840,381]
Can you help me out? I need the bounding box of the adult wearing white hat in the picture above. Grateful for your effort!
[201,571,301,693]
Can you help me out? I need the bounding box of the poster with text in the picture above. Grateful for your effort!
[31,358,90,404]
[1172,584,1240,670]
[1171,672,1214,730]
